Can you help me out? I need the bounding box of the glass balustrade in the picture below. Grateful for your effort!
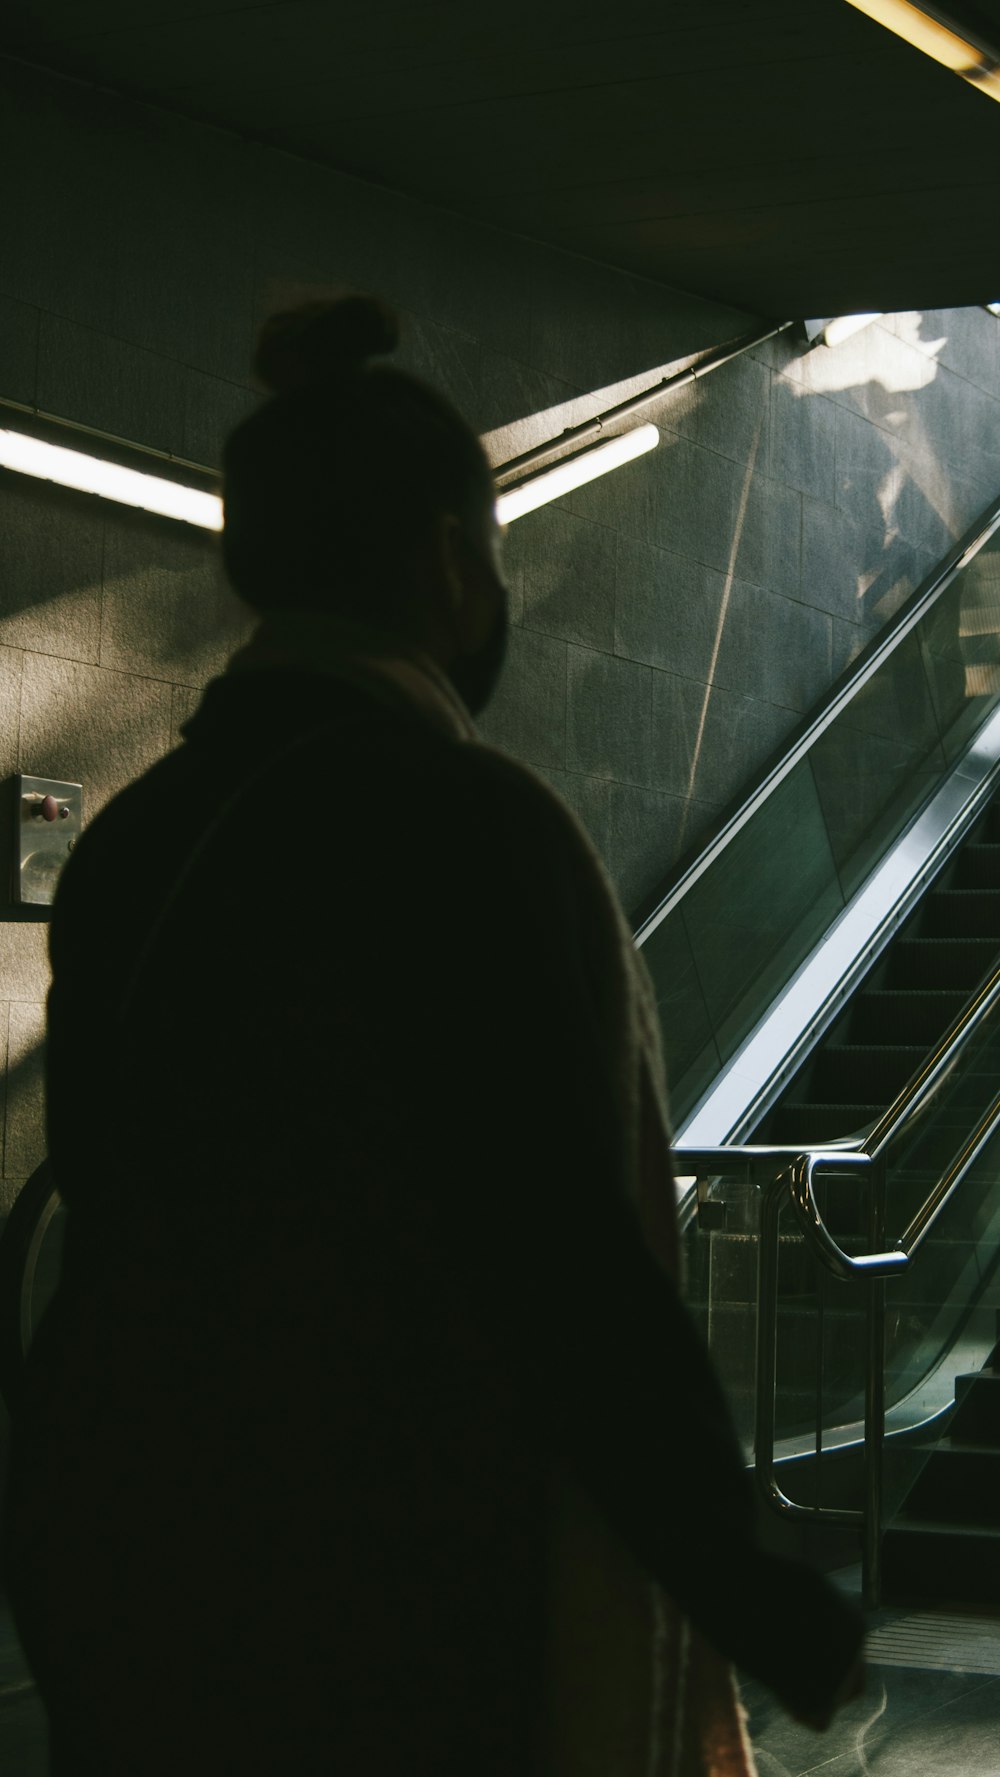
[644,524,1000,1129]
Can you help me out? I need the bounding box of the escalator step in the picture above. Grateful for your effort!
[767,1102,881,1143]
[814,1045,925,1102]
[886,938,999,989]
[882,1521,1000,1605]
[954,1373,1000,1444]
[956,845,1000,889]
[921,890,1000,938]
[901,1444,1000,1524]
[851,989,967,1044]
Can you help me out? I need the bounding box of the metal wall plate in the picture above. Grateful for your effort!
[15,775,82,906]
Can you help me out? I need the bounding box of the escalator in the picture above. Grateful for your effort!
[754,796,1000,1147]
[630,489,1000,1603]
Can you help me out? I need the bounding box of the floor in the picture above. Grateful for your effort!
[742,1568,1000,1776]
[2,1572,1000,1774]
[0,1599,46,1772]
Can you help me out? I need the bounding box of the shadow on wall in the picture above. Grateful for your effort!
[1,1033,47,1200]
[482,309,1000,917]
[677,313,965,839]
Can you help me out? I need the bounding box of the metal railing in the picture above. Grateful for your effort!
[674,948,1000,1605]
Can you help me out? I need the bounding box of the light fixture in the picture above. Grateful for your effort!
[0,428,223,530]
[844,0,1000,102]
[0,412,660,534]
[804,313,884,348]
[496,423,660,524]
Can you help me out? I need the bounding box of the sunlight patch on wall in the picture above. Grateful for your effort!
[481,352,705,468]
[788,314,946,396]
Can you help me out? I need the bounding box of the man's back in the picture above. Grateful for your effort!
[11,665,599,1774]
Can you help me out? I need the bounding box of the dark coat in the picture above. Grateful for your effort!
[3,666,860,1775]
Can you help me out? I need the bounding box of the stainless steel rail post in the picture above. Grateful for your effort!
[863,1157,888,1608]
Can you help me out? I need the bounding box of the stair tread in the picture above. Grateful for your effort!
[910,1438,1000,1457]
[824,1044,925,1054]
[887,1518,1000,1539]
[896,937,999,946]
[777,1101,882,1111]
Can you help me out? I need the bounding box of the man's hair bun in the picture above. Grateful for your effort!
[254,295,400,395]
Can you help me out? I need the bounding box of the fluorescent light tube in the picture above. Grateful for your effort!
[2,413,660,534]
[496,423,660,524]
[844,0,1000,100]
[816,312,883,348]
[0,428,223,530]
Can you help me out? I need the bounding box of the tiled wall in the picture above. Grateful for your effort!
[1,51,1000,1206]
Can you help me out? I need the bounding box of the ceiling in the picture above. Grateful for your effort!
[4,0,1000,317]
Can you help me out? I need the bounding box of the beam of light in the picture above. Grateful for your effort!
[0,429,223,530]
[495,423,660,524]
[844,0,1000,100]
[675,409,765,855]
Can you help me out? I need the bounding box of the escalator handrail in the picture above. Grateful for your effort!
[677,955,1000,1603]
[675,942,1000,1278]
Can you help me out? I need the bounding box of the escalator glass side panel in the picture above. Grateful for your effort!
[879,1011,1000,1415]
[681,999,1000,1480]
[643,761,844,1124]
[641,902,721,1121]
[922,535,1000,765]
[657,529,1000,1130]
[808,629,947,904]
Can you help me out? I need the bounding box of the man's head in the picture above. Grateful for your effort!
[222,296,508,714]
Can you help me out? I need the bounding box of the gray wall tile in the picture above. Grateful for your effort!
[0,650,23,782]
[518,506,616,652]
[732,472,802,600]
[0,927,49,1004]
[100,513,249,688]
[802,492,896,626]
[600,780,692,914]
[36,313,187,456]
[647,435,745,569]
[653,673,795,808]
[477,626,567,771]
[0,479,102,663]
[19,653,174,818]
[395,313,483,429]
[566,647,652,786]
[769,376,837,503]
[549,770,611,861]
[615,538,727,681]
[5,999,45,1178]
[711,584,834,713]
[181,372,258,471]
[671,351,771,471]
[0,295,39,405]
[480,354,581,462]
[649,668,706,800]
